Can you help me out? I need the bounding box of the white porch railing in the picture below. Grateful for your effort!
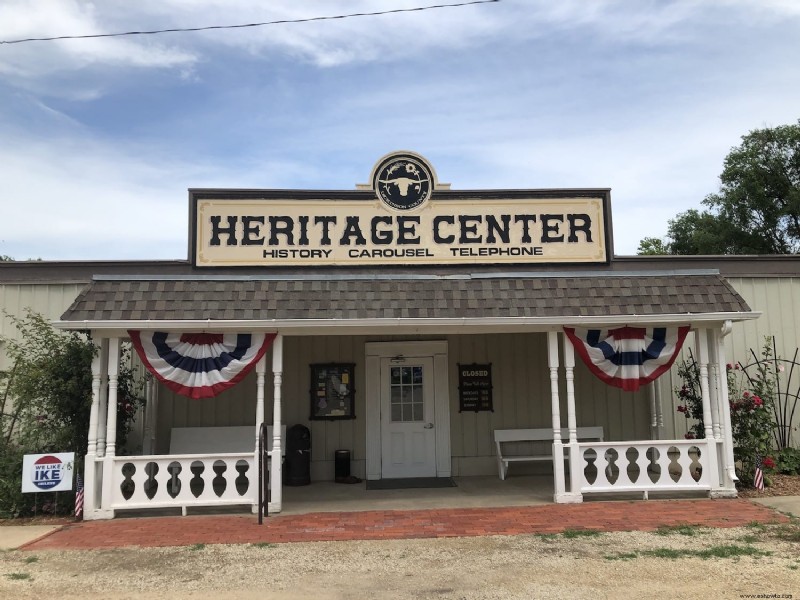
[109,452,269,515]
[574,440,712,497]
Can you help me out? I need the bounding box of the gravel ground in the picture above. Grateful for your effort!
[2,524,799,599]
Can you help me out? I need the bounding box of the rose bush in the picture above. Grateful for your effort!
[675,338,777,487]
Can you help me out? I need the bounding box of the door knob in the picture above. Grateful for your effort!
[423,423,434,429]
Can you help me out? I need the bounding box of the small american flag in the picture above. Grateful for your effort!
[753,456,765,491]
[74,473,84,519]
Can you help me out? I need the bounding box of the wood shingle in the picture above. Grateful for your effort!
[59,272,751,323]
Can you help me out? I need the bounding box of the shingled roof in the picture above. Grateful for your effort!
[58,271,752,325]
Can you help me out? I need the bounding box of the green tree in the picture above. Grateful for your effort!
[2,311,95,454]
[0,310,145,517]
[639,120,800,255]
[636,236,670,255]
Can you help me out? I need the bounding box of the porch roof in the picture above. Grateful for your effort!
[56,270,756,331]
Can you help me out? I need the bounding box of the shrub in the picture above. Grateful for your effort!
[675,338,776,487]
[0,310,145,518]
[775,447,800,475]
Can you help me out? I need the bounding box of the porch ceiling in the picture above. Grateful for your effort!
[55,271,756,331]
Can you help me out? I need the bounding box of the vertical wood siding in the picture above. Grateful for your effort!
[0,283,86,370]
[655,277,800,442]
[4,275,799,477]
[154,332,650,478]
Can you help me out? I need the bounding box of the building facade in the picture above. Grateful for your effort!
[4,152,797,520]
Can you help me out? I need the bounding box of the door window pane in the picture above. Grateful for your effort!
[390,365,424,422]
[391,387,402,404]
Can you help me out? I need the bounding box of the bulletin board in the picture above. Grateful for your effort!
[310,363,356,420]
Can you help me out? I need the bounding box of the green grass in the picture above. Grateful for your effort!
[772,524,800,543]
[655,524,704,537]
[641,544,771,560]
[534,533,558,541]
[642,548,684,559]
[693,545,771,559]
[251,542,276,549]
[562,529,601,539]
[745,521,768,531]
[736,534,760,544]
[23,556,38,564]
[5,572,31,581]
[604,552,638,561]
[188,543,206,551]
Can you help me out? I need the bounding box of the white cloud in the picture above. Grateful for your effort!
[0,0,197,97]
[0,0,798,259]
[3,0,798,91]
[0,96,321,259]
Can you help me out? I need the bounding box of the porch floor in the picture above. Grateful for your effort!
[280,475,553,515]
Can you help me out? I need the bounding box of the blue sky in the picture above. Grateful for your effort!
[1,0,799,260]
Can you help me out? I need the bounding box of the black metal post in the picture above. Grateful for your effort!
[258,421,268,524]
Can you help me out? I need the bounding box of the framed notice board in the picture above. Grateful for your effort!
[310,363,356,420]
[458,363,493,412]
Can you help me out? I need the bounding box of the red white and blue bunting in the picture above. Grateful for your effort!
[563,326,690,392]
[129,331,276,400]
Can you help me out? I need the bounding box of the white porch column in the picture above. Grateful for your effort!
[695,328,721,493]
[648,383,658,440]
[562,333,583,502]
[87,338,103,457]
[714,324,738,494]
[142,376,155,455]
[83,336,103,519]
[655,382,664,436]
[269,334,283,513]
[708,341,722,440]
[99,337,120,519]
[96,339,109,457]
[253,354,267,514]
[548,331,568,502]
[254,355,267,447]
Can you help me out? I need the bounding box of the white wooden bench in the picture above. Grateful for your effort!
[494,427,604,480]
[169,425,286,455]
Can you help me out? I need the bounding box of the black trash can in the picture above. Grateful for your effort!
[284,424,311,486]
[334,449,351,480]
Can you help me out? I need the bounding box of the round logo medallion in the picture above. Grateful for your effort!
[374,154,433,211]
[32,455,63,490]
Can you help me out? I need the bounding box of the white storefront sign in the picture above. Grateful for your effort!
[191,152,611,268]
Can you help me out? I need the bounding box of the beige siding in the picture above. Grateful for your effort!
[657,277,800,441]
[723,277,800,444]
[153,332,651,479]
[0,283,86,371]
[724,277,800,363]
[4,274,798,478]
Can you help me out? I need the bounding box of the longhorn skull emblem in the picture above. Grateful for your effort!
[378,163,429,197]
[378,176,428,196]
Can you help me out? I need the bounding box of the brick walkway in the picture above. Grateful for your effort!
[20,498,789,551]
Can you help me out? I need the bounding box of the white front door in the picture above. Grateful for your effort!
[380,357,437,478]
